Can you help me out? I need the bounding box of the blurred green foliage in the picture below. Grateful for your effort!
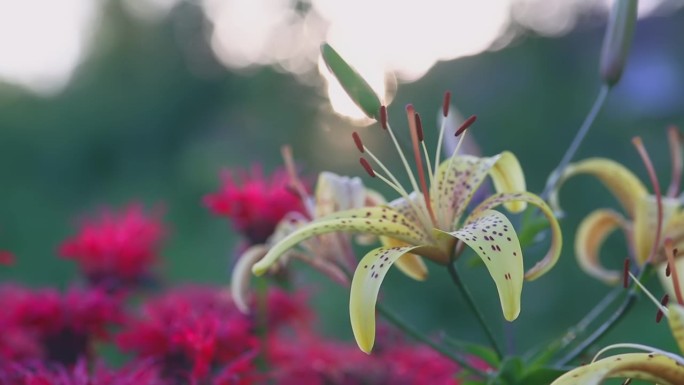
[1,0,683,363]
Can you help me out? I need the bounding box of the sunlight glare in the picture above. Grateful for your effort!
[0,0,98,94]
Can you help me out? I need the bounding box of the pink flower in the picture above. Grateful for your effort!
[117,287,258,383]
[0,285,123,365]
[58,204,165,288]
[203,165,308,244]
[0,360,165,385]
[0,251,14,266]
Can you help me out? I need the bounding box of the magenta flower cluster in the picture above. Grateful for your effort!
[0,166,472,385]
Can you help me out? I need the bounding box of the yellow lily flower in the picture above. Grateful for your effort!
[231,170,384,313]
[252,99,562,353]
[551,256,684,385]
[550,127,684,298]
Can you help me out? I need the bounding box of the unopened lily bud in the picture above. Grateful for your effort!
[600,0,638,86]
[321,43,382,120]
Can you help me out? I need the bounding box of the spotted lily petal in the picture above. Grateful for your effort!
[468,191,563,280]
[379,236,428,281]
[574,209,629,285]
[633,196,680,265]
[549,158,648,217]
[433,152,526,230]
[252,207,429,275]
[350,245,437,353]
[550,353,684,385]
[231,245,268,313]
[439,209,524,321]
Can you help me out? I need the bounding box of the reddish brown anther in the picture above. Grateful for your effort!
[656,294,670,323]
[442,91,451,117]
[455,115,477,137]
[360,157,375,178]
[379,105,388,130]
[623,258,630,288]
[414,113,424,142]
[352,132,364,153]
[667,262,672,277]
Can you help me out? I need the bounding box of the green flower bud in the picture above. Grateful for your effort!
[320,43,382,120]
[600,0,638,86]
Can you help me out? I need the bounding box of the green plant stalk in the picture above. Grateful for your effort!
[376,303,488,378]
[541,85,611,200]
[448,261,504,359]
[555,264,654,366]
[525,285,623,365]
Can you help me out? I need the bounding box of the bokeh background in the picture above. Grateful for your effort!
[1,0,683,361]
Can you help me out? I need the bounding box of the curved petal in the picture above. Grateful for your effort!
[350,245,431,353]
[439,210,524,321]
[668,304,684,354]
[467,191,563,280]
[379,236,428,281]
[550,353,684,385]
[664,210,684,253]
[231,245,268,313]
[633,196,680,265]
[252,207,429,275]
[314,172,367,217]
[432,152,526,230]
[574,209,629,285]
[549,158,648,217]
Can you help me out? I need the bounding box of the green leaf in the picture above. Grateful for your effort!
[496,357,524,384]
[442,336,500,367]
[320,43,382,119]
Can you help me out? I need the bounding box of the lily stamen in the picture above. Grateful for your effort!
[628,271,669,319]
[664,239,684,305]
[633,137,664,266]
[352,132,433,229]
[656,294,669,323]
[667,126,682,198]
[407,105,437,226]
[623,258,630,288]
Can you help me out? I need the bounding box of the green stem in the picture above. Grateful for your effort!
[526,285,623,365]
[376,303,488,378]
[555,264,654,366]
[541,85,611,200]
[447,261,504,359]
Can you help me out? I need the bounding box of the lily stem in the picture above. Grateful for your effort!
[376,303,488,378]
[540,85,610,200]
[526,285,622,365]
[554,264,653,366]
[447,261,504,359]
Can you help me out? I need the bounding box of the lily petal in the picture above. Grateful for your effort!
[550,353,684,385]
[668,304,684,354]
[315,172,367,217]
[549,158,648,217]
[468,191,563,280]
[252,207,429,275]
[350,245,430,353]
[633,196,680,265]
[231,245,269,313]
[574,209,629,285]
[380,236,428,281]
[440,209,524,321]
[433,152,526,230]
